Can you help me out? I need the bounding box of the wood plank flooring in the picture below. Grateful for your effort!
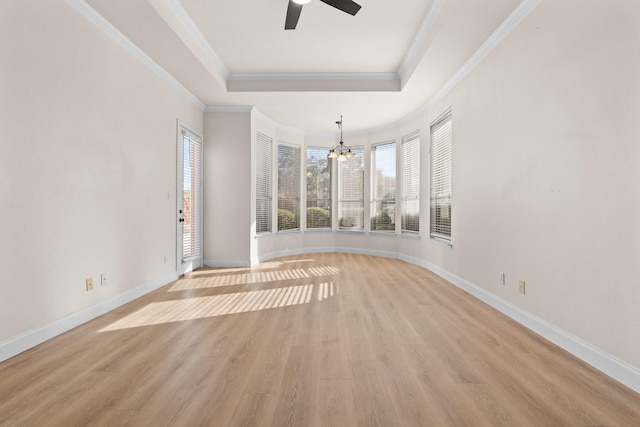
[1,253,640,426]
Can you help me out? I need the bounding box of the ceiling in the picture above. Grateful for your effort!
[83,0,525,132]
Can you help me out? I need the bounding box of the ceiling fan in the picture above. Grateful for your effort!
[285,0,362,30]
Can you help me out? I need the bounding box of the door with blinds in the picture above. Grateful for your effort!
[177,124,203,275]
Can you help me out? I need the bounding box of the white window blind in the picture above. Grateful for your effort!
[278,142,301,231]
[181,129,202,259]
[306,147,332,229]
[256,132,273,234]
[401,131,420,233]
[338,146,364,230]
[371,141,396,232]
[430,110,452,240]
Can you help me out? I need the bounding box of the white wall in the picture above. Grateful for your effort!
[0,1,202,345]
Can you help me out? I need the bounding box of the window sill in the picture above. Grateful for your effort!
[338,229,365,234]
[369,230,396,235]
[430,235,452,248]
[400,232,421,240]
[277,229,301,235]
[305,228,333,233]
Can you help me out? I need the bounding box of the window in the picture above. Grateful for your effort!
[430,110,452,241]
[278,142,301,231]
[371,141,396,232]
[306,147,332,229]
[401,131,420,233]
[337,146,365,230]
[256,132,272,234]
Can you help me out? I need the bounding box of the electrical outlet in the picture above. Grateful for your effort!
[519,280,526,294]
[86,278,94,291]
[498,272,505,285]
[100,273,107,286]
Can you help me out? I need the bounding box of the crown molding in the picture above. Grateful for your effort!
[398,0,447,81]
[394,0,541,126]
[204,106,253,113]
[66,0,540,131]
[150,2,400,92]
[63,0,445,97]
[147,0,229,87]
[64,0,205,111]
[228,72,399,81]
[424,0,541,111]
[217,0,543,136]
[227,73,401,92]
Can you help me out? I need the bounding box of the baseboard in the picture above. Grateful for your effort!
[398,254,640,394]
[256,248,306,264]
[254,247,331,264]
[204,259,252,268]
[334,246,398,259]
[0,273,178,363]
[256,246,398,264]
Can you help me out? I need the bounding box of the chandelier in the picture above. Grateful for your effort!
[328,115,353,161]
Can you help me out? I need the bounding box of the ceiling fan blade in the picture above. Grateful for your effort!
[285,1,303,30]
[320,0,361,16]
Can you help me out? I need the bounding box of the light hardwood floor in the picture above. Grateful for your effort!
[1,253,640,426]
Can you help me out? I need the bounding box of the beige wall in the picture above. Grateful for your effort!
[419,0,640,367]
[202,112,251,266]
[0,1,202,341]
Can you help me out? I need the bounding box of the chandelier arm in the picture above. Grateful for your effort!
[328,115,352,160]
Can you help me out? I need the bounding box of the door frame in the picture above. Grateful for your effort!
[176,120,204,275]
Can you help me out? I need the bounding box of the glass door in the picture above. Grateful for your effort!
[177,123,203,275]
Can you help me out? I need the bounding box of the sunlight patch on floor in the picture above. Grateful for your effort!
[186,261,287,276]
[184,259,317,277]
[170,266,340,291]
[99,283,335,332]
[318,282,336,301]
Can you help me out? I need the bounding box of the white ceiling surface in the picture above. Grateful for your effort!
[85,0,522,132]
